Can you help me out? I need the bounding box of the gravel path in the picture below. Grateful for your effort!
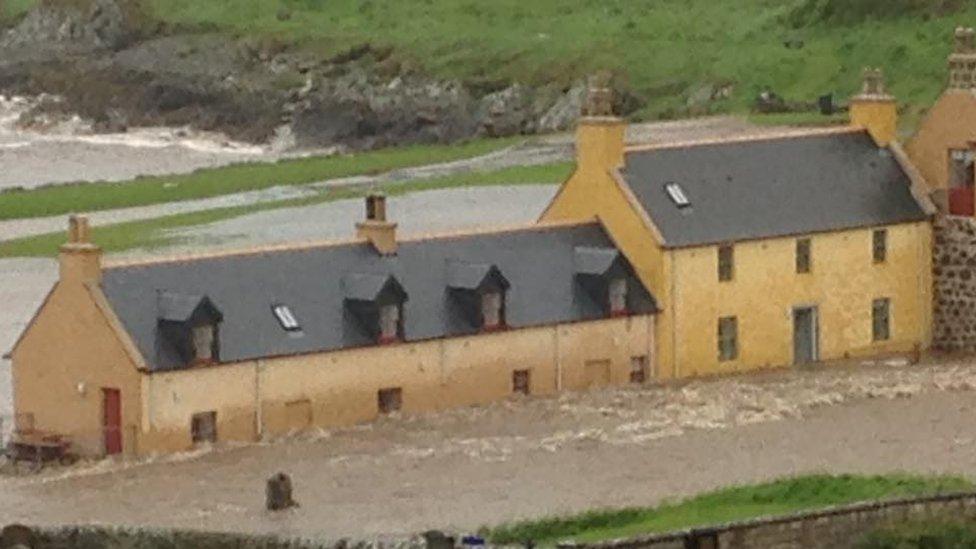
[0,116,797,241]
[2,360,976,540]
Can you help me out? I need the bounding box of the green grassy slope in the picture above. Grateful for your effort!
[5,0,973,120]
[488,474,974,545]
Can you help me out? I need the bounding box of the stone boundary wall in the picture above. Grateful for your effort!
[933,215,976,351]
[2,525,427,549]
[558,492,976,549]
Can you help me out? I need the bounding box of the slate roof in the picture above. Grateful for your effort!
[100,222,657,372]
[622,130,930,248]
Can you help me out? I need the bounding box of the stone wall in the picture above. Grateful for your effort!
[933,216,976,351]
[558,492,976,549]
[1,525,427,549]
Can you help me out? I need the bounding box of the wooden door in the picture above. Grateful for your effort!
[102,388,122,455]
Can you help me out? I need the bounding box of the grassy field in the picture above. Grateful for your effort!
[0,136,523,221]
[4,0,973,121]
[0,162,571,257]
[487,474,974,545]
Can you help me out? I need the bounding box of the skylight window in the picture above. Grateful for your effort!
[272,304,301,331]
[665,182,690,208]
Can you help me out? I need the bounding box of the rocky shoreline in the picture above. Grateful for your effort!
[0,1,635,152]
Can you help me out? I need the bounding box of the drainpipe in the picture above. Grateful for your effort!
[554,326,563,392]
[254,360,263,441]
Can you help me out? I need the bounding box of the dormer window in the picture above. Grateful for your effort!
[447,260,510,332]
[156,291,223,367]
[481,290,506,330]
[609,277,628,316]
[574,247,638,318]
[192,324,216,362]
[342,273,409,346]
[379,303,402,344]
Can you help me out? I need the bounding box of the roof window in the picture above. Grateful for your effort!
[665,182,690,208]
[272,304,301,331]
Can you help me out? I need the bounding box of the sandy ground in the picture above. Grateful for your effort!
[2,361,976,540]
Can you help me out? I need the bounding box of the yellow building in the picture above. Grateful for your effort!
[907,27,976,215]
[8,209,658,456]
[15,29,976,458]
[541,72,935,379]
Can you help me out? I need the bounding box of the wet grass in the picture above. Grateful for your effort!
[0,136,524,221]
[69,0,976,121]
[487,474,974,545]
[0,162,571,257]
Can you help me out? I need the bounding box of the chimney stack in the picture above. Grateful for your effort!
[850,67,898,147]
[575,71,626,178]
[949,27,976,90]
[59,215,102,284]
[356,192,397,255]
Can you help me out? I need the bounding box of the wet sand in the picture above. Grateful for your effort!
[2,362,976,539]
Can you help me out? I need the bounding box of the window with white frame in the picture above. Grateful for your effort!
[379,303,401,342]
[192,324,215,362]
[609,277,628,315]
[481,290,505,329]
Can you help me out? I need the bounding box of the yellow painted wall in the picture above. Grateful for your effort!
[139,315,654,454]
[670,222,932,377]
[541,120,677,379]
[11,283,143,456]
[906,90,976,190]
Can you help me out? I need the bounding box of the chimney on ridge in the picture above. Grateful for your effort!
[356,192,398,255]
[849,67,898,147]
[949,27,976,90]
[59,215,102,285]
[575,70,626,178]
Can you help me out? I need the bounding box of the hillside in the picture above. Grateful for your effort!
[6,0,974,114]
[1,0,974,141]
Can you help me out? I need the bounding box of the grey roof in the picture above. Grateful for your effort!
[447,261,508,291]
[622,130,930,248]
[574,247,621,276]
[156,291,211,323]
[101,223,657,372]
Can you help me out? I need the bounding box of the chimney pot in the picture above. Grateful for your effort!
[365,192,387,222]
[68,214,91,244]
[59,214,102,284]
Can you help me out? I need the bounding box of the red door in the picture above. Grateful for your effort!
[102,388,122,455]
[950,187,975,216]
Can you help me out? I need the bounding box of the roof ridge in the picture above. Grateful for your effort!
[624,125,862,154]
[103,219,597,269]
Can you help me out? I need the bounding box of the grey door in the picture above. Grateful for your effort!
[793,307,818,365]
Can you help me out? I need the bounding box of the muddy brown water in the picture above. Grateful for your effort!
[2,361,976,539]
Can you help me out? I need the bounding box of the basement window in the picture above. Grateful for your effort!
[191,411,217,444]
[512,370,531,396]
[630,356,649,384]
[272,304,301,332]
[378,388,403,415]
[664,182,691,208]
